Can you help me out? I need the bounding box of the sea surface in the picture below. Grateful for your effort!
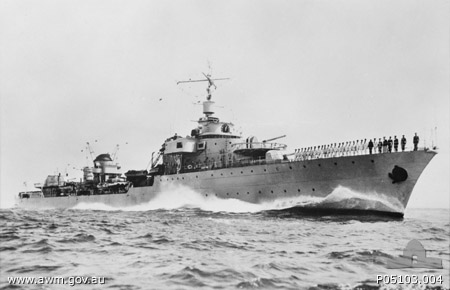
[0,193,449,290]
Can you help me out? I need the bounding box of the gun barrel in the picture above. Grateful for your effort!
[263,135,287,142]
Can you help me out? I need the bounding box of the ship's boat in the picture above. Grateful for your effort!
[16,74,437,216]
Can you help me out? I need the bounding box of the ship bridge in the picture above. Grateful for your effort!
[157,73,287,175]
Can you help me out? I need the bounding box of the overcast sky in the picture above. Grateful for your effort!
[1,0,448,208]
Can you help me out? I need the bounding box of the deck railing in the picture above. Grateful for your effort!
[293,145,430,161]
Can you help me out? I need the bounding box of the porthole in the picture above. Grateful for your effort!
[371,160,374,163]
[352,161,355,164]
[276,167,279,171]
[334,162,337,166]
[303,165,306,168]
[251,170,253,173]
[241,171,243,174]
[264,169,267,172]
[227,193,229,196]
[230,172,233,175]
[318,164,321,167]
[312,188,315,191]
[258,190,262,194]
[236,192,239,195]
[205,194,208,197]
[289,166,292,170]
[182,177,184,180]
[297,189,301,192]
[211,174,214,177]
[177,177,179,180]
[247,192,249,195]
[160,179,162,182]
[271,190,274,194]
[284,189,287,193]
[196,176,198,178]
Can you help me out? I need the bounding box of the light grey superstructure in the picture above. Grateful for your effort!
[16,75,437,216]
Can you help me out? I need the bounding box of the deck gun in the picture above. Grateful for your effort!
[262,135,286,143]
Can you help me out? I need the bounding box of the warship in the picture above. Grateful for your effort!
[16,74,437,216]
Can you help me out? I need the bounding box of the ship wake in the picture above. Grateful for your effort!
[71,184,404,215]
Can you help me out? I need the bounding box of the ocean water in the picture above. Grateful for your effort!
[0,191,449,290]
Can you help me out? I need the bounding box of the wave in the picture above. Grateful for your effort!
[69,184,404,214]
[57,233,96,243]
[71,184,270,213]
[310,186,405,213]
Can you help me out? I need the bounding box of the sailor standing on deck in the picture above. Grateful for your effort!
[413,133,419,151]
[368,139,374,154]
[393,136,399,152]
[388,137,393,153]
[401,135,407,151]
[382,137,388,153]
[378,138,382,153]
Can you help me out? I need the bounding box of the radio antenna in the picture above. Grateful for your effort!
[177,73,229,101]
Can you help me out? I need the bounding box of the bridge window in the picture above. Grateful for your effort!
[176,142,183,148]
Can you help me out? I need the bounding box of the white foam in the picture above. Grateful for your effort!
[71,183,269,213]
[317,185,405,213]
[55,184,405,214]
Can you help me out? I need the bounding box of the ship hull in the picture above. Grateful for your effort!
[16,150,436,216]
